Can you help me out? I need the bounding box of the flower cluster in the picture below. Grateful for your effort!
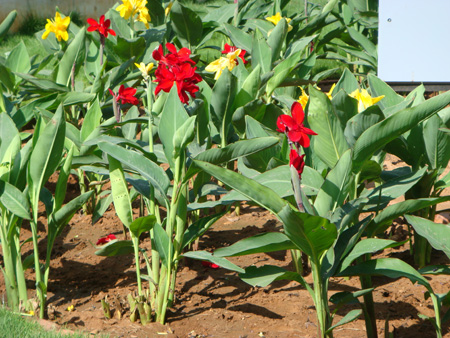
[42,12,70,42]
[153,43,202,104]
[206,44,248,80]
[116,0,151,28]
[277,102,317,178]
[87,15,116,39]
[297,84,335,110]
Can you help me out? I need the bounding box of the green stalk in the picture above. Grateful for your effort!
[30,219,45,318]
[131,233,143,296]
[430,293,443,338]
[311,260,332,338]
[359,264,377,338]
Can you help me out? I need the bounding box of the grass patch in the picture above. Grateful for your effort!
[0,307,102,338]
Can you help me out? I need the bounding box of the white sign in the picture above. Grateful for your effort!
[378,0,450,82]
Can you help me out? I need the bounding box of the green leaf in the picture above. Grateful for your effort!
[80,99,102,141]
[15,73,68,93]
[170,1,203,46]
[332,68,359,95]
[95,240,134,256]
[6,41,30,85]
[344,105,384,148]
[339,239,404,272]
[56,28,86,86]
[278,205,337,261]
[234,65,262,109]
[266,51,302,97]
[338,258,432,292]
[107,155,133,228]
[267,18,288,64]
[182,251,244,273]
[113,36,145,61]
[0,64,15,92]
[353,90,450,172]
[239,265,312,294]
[373,197,450,227]
[152,222,173,267]
[173,116,196,158]
[223,23,252,52]
[181,211,227,249]
[129,215,156,239]
[251,30,272,74]
[405,215,450,260]
[0,113,21,178]
[0,181,31,220]
[210,69,237,143]
[28,106,65,217]
[193,160,286,214]
[61,92,96,106]
[98,142,170,201]
[54,145,74,210]
[314,149,353,218]
[0,10,17,42]
[325,310,362,334]
[159,86,189,167]
[423,115,450,169]
[214,232,296,257]
[367,74,403,110]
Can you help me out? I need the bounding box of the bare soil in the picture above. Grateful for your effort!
[1,163,450,338]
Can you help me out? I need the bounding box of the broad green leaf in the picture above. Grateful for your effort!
[57,28,86,86]
[61,92,96,106]
[331,89,358,128]
[170,1,203,46]
[329,289,374,306]
[332,68,359,95]
[347,27,376,57]
[6,41,30,85]
[338,258,432,292]
[113,36,145,62]
[339,239,403,272]
[405,215,450,260]
[29,106,65,217]
[353,90,450,172]
[367,74,403,110]
[223,23,252,52]
[240,265,311,292]
[159,86,189,167]
[107,155,133,228]
[210,69,237,143]
[0,113,21,179]
[0,64,15,92]
[182,250,244,273]
[80,99,102,141]
[278,204,337,262]
[193,160,286,214]
[0,181,31,220]
[147,0,165,26]
[15,73,68,93]
[129,215,156,239]
[251,30,272,74]
[373,197,450,227]
[215,232,296,257]
[50,191,94,238]
[267,18,288,64]
[173,116,196,158]
[92,191,113,225]
[181,211,227,249]
[95,240,134,256]
[314,149,353,218]
[266,51,302,97]
[0,10,17,42]
[309,86,349,168]
[423,115,450,169]
[344,105,384,148]
[152,222,173,267]
[234,65,262,109]
[325,310,362,334]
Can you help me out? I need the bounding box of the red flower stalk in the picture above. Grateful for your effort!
[201,261,220,269]
[277,102,317,148]
[290,149,305,177]
[153,43,202,104]
[87,15,116,38]
[222,43,248,65]
[96,234,116,245]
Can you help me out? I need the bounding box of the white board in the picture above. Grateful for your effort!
[378,0,450,82]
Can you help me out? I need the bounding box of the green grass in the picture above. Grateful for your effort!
[0,307,104,338]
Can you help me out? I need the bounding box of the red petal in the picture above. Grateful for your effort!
[279,114,297,130]
[86,18,98,27]
[291,101,304,125]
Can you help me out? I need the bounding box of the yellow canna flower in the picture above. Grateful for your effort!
[265,12,293,32]
[205,48,242,80]
[67,304,75,312]
[135,62,154,80]
[350,88,384,113]
[326,83,336,100]
[116,0,151,28]
[42,12,70,41]
[297,87,309,109]
[165,1,173,16]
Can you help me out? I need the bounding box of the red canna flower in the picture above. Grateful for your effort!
[109,85,139,105]
[290,149,305,177]
[222,43,248,65]
[153,43,202,104]
[201,261,220,269]
[277,102,317,148]
[96,234,117,245]
[87,15,116,38]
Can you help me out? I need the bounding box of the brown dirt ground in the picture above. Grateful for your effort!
[1,157,450,338]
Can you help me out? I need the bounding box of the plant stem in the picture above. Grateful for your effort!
[132,234,143,296]
[30,220,45,318]
[311,260,332,338]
